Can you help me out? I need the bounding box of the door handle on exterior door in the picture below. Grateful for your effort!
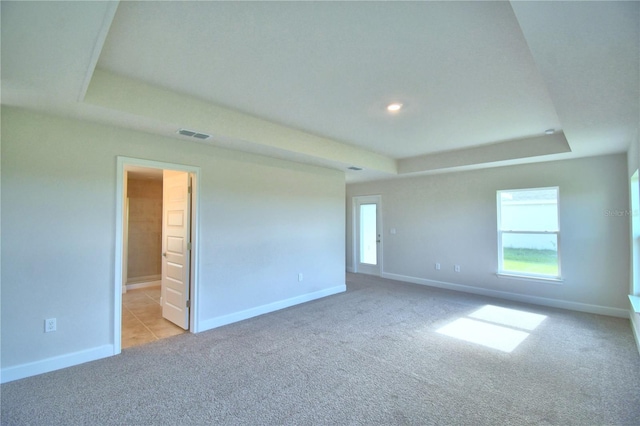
[162,252,167,257]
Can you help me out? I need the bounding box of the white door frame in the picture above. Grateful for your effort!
[352,195,382,276]
[114,156,200,355]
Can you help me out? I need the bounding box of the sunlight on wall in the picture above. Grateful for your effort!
[436,305,547,353]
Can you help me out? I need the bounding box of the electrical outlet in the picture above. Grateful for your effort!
[298,273,303,282]
[454,265,461,272]
[435,263,441,270]
[45,318,56,333]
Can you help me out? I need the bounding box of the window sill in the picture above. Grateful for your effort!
[629,295,640,313]
[496,272,563,284]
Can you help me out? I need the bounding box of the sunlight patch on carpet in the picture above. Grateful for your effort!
[436,305,547,353]
[468,305,546,331]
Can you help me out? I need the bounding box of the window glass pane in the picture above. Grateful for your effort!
[360,204,377,265]
[499,188,558,231]
[631,171,639,293]
[632,171,639,239]
[502,233,558,276]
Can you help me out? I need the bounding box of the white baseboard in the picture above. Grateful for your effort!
[1,344,114,384]
[126,280,161,290]
[197,285,346,333]
[1,286,345,382]
[382,272,629,318]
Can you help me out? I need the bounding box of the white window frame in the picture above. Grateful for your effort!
[497,187,562,282]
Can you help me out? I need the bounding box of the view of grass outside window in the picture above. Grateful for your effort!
[497,187,560,279]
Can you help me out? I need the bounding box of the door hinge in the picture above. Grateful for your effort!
[188,185,192,194]
[187,242,192,250]
[186,299,191,309]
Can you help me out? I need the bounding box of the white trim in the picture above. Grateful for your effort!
[346,266,355,273]
[115,160,125,354]
[350,198,358,274]
[1,345,113,384]
[496,272,563,284]
[115,157,201,347]
[78,2,119,101]
[198,285,346,332]
[381,272,629,318]
[126,280,161,290]
[122,195,129,294]
[189,172,200,333]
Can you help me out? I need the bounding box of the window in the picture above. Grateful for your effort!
[497,187,560,280]
[629,171,640,312]
[631,171,640,294]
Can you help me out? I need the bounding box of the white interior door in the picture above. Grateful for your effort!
[355,195,382,276]
[162,170,191,329]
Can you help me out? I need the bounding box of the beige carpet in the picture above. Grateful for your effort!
[2,273,639,425]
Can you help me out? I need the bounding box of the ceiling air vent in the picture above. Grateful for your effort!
[178,129,211,140]
[348,166,363,171]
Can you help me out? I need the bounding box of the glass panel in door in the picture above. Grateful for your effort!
[360,203,377,265]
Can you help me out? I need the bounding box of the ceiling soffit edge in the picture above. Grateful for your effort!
[78,1,120,102]
[398,133,571,174]
[84,69,397,175]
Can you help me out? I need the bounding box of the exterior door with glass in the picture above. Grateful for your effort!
[355,195,382,276]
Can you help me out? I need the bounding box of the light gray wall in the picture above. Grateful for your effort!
[1,107,345,374]
[347,154,630,314]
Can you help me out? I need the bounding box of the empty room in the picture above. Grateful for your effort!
[1,1,639,424]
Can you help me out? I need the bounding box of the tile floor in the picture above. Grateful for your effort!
[122,286,186,349]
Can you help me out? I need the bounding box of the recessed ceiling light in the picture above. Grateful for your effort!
[545,129,555,135]
[387,103,403,112]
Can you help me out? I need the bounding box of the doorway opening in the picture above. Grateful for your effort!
[114,157,200,354]
[352,195,382,276]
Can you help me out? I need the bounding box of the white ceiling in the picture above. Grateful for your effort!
[2,1,638,183]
